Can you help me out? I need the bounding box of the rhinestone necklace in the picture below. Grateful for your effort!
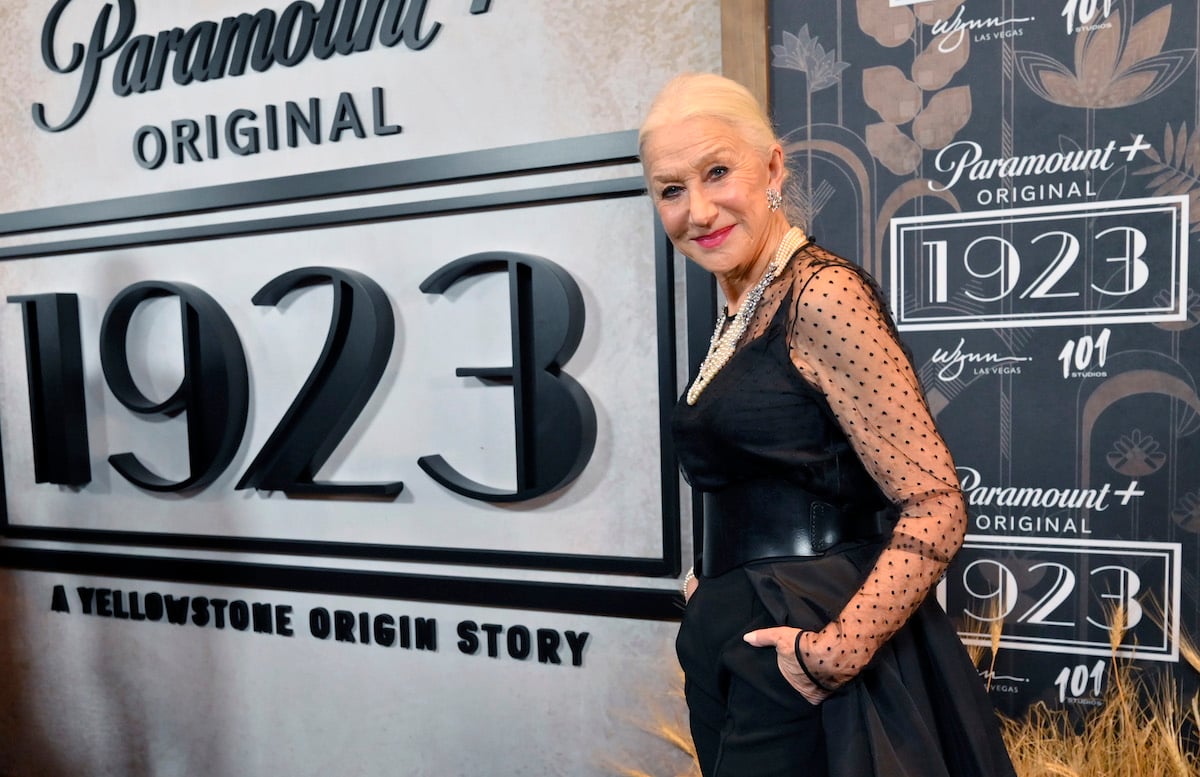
[686,226,809,405]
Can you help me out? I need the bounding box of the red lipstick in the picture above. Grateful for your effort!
[694,225,733,249]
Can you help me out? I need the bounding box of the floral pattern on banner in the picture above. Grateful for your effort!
[769,0,1200,718]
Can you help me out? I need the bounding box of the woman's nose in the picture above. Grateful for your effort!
[688,189,717,227]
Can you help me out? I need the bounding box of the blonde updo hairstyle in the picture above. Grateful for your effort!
[638,72,784,174]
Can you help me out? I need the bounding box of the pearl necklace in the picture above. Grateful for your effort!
[686,226,809,405]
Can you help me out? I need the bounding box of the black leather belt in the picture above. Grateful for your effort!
[701,478,896,577]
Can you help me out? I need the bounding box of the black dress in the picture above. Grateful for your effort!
[673,240,1017,777]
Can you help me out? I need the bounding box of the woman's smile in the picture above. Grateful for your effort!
[694,225,734,249]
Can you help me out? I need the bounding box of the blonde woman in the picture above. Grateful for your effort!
[640,72,1016,777]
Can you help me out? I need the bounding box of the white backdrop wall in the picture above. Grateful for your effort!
[0,2,719,775]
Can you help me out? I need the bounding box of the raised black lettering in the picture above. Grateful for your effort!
[172,119,202,164]
[536,629,561,664]
[379,0,441,50]
[273,2,317,66]
[96,588,112,617]
[334,609,356,642]
[481,623,503,657]
[419,254,596,502]
[191,597,211,626]
[285,99,320,147]
[144,592,165,622]
[415,617,437,651]
[565,630,589,667]
[235,267,400,496]
[398,615,412,648]
[164,595,190,625]
[205,114,219,159]
[309,607,331,639]
[6,294,91,485]
[51,584,70,613]
[226,109,260,154]
[33,0,136,131]
[329,92,365,141]
[113,34,154,95]
[252,602,274,633]
[313,0,386,57]
[228,600,250,630]
[111,590,129,619]
[100,282,249,491]
[174,22,219,85]
[276,605,294,637]
[127,592,146,621]
[507,625,531,660]
[212,11,277,77]
[371,86,401,135]
[146,29,184,92]
[133,125,166,169]
[265,103,280,149]
[374,614,396,646]
[210,598,230,628]
[456,620,479,654]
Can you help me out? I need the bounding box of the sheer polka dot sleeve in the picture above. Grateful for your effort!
[785,250,967,689]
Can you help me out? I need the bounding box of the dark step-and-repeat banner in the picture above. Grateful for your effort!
[769,0,1198,714]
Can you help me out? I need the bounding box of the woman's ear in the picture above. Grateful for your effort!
[766,143,787,190]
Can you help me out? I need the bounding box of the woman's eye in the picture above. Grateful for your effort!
[709,165,729,179]
[660,184,683,200]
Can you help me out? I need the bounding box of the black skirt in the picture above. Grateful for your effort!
[676,541,1017,777]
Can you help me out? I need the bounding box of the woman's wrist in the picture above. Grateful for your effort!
[681,566,696,599]
[793,630,836,692]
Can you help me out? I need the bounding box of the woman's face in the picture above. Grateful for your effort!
[641,115,784,279]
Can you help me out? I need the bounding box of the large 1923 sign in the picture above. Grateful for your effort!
[0,131,688,620]
[13,258,593,502]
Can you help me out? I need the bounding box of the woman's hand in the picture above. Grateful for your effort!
[742,626,832,705]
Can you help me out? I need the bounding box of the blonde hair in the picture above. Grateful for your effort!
[638,72,781,159]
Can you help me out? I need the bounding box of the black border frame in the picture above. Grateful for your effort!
[0,130,691,621]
